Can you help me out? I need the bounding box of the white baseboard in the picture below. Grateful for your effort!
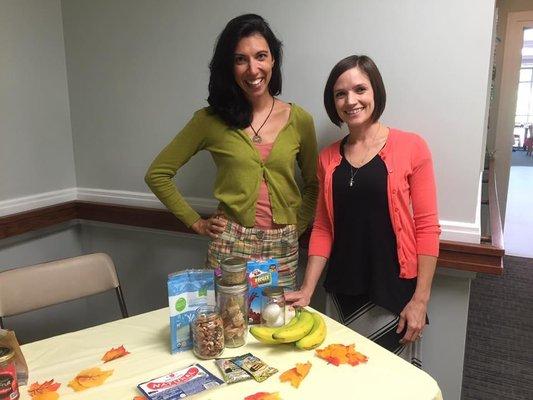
[0,187,481,243]
[0,188,77,217]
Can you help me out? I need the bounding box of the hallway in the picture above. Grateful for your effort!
[462,150,533,399]
[503,151,533,257]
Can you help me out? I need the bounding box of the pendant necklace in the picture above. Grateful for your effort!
[348,166,359,187]
[251,97,275,144]
[347,123,381,188]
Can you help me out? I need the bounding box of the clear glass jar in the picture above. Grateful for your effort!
[216,281,248,347]
[0,347,19,400]
[219,256,247,285]
[261,286,285,327]
[191,305,224,359]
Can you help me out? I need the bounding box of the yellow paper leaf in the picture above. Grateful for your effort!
[279,362,312,388]
[68,367,113,392]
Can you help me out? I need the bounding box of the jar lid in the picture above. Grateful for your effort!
[262,286,284,297]
[0,347,14,364]
[216,281,248,294]
[195,305,219,317]
[220,256,247,272]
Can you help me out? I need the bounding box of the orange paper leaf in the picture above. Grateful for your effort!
[101,345,130,362]
[30,393,60,400]
[244,392,281,400]
[68,367,113,392]
[316,344,368,366]
[28,379,61,399]
[133,397,146,400]
[279,362,312,388]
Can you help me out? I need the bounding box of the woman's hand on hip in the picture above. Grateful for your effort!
[191,215,226,238]
[397,297,427,344]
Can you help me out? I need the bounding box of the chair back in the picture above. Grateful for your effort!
[0,253,127,320]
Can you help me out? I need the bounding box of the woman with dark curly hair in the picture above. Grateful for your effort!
[286,55,440,367]
[145,14,318,289]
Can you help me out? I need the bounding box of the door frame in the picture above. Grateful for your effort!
[495,11,533,226]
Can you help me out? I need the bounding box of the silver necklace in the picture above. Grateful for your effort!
[349,166,360,187]
[251,97,275,144]
[347,124,381,188]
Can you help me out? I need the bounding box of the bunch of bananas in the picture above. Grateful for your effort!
[249,309,327,350]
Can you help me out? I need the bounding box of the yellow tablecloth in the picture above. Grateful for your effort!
[19,308,442,399]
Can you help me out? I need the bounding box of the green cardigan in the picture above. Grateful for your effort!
[145,104,318,234]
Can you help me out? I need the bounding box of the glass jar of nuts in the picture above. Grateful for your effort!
[191,305,224,359]
[216,281,248,347]
[219,256,247,285]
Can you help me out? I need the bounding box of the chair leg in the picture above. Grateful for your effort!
[0,317,4,330]
[115,287,129,318]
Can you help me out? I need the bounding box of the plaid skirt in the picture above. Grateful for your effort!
[206,218,299,290]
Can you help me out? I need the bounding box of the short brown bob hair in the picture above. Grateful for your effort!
[324,55,386,127]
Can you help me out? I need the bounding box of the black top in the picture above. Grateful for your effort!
[324,138,417,317]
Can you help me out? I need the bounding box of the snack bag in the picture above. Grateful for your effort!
[168,269,215,353]
[246,259,278,324]
[231,353,278,382]
[138,364,223,399]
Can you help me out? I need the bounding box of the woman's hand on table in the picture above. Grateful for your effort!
[397,297,427,343]
[191,215,226,238]
[284,288,312,307]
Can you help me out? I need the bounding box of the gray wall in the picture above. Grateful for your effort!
[0,0,76,201]
[61,0,495,226]
[0,224,84,343]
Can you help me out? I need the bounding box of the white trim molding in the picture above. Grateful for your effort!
[1,187,482,243]
[439,220,480,244]
[0,188,77,217]
[76,187,218,215]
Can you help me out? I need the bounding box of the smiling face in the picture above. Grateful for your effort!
[233,33,274,101]
[333,67,375,129]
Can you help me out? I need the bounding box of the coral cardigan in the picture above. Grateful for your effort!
[308,129,441,279]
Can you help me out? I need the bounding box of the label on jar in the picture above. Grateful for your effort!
[0,359,19,400]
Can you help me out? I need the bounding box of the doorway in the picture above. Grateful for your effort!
[504,26,533,256]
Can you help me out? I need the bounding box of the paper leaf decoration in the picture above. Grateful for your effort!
[28,379,61,399]
[316,344,368,366]
[279,362,312,388]
[101,345,130,363]
[68,367,113,392]
[244,392,281,400]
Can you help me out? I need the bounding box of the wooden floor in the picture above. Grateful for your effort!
[461,255,533,399]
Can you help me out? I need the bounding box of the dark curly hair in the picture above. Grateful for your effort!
[324,55,386,127]
[207,14,283,129]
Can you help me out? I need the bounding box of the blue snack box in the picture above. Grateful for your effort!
[246,259,278,324]
[168,269,215,353]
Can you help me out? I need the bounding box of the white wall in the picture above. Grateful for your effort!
[60,0,495,237]
[0,0,76,201]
